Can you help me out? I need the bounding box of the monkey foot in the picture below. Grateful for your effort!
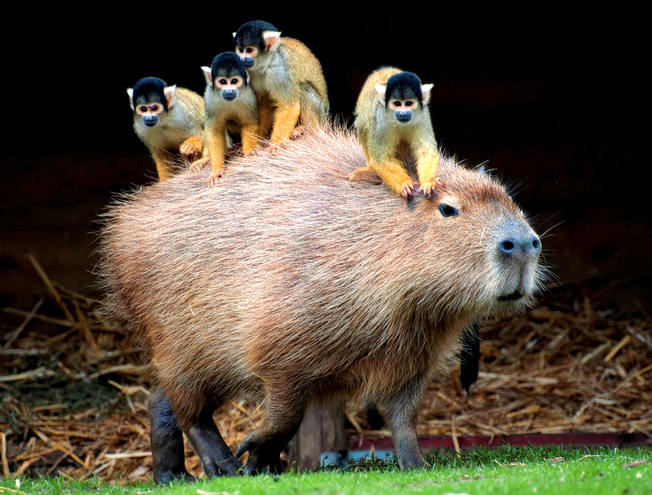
[235,434,284,475]
[347,167,382,185]
[290,125,306,140]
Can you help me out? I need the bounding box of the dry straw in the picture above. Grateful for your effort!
[1,258,650,482]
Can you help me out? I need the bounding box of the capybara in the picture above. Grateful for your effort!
[97,124,544,481]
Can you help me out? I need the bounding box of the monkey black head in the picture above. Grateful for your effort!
[379,72,433,124]
[203,52,249,102]
[127,77,175,127]
[233,20,281,69]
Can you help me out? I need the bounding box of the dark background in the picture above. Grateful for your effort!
[1,5,649,317]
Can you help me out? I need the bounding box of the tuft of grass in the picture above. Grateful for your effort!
[1,446,649,495]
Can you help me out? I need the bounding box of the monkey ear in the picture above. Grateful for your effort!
[421,84,433,106]
[232,32,237,39]
[164,85,177,109]
[201,66,212,86]
[262,31,282,52]
[375,84,387,105]
[126,88,134,110]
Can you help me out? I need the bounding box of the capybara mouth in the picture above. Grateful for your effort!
[497,290,525,302]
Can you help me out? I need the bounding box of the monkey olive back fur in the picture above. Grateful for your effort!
[97,125,543,474]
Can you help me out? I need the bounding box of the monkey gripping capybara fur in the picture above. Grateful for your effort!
[97,124,544,481]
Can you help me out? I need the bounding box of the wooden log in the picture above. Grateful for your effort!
[286,401,347,472]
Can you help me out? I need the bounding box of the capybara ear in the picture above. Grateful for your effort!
[348,167,383,185]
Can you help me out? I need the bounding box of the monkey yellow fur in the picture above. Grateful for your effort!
[191,52,260,185]
[127,77,205,182]
[234,21,329,145]
[350,67,440,198]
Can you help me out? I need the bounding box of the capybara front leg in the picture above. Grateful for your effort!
[184,410,243,477]
[384,379,430,470]
[235,390,307,475]
[149,386,195,483]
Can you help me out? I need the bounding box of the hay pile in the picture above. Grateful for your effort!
[1,256,650,482]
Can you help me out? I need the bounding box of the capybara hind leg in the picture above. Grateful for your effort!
[184,410,243,477]
[235,392,307,475]
[149,386,195,483]
[384,379,430,470]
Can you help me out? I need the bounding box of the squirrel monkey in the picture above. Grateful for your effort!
[127,77,205,181]
[192,52,260,185]
[233,20,329,145]
[350,67,440,198]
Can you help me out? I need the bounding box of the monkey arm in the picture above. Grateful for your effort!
[204,124,228,185]
[151,150,172,182]
[257,96,275,140]
[270,100,302,145]
[414,142,441,196]
[240,123,261,155]
[369,157,419,198]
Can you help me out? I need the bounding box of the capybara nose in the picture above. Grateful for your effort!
[497,218,541,259]
[498,234,541,258]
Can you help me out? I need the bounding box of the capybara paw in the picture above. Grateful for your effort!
[155,470,196,484]
[236,435,282,475]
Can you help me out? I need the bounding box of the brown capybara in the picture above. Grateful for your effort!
[97,124,544,481]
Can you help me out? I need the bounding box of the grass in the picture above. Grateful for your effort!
[1,446,650,495]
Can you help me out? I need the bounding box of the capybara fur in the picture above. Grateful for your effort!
[97,124,544,479]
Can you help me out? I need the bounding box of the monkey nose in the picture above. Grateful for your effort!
[395,111,412,123]
[142,115,159,127]
[242,57,255,68]
[222,89,238,101]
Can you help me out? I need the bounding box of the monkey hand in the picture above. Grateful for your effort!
[190,157,211,173]
[208,168,225,186]
[418,178,441,198]
[400,180,419,198]
[179,136,204,159]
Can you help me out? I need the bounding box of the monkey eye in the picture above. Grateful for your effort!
[438,204,459,217]
[231,78,240,85]
[218,78,227,85]
[405,101,414,107]
[138,105,147,113]
[391,101,401,107]
[149,104,159,112]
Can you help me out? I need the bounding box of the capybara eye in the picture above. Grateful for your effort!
[438,204,459,217]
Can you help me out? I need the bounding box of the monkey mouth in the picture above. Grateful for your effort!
[497,290,525,302]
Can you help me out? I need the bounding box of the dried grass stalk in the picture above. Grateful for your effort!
[1,261,650,482]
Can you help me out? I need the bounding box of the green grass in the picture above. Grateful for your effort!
[2,446,650,495]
